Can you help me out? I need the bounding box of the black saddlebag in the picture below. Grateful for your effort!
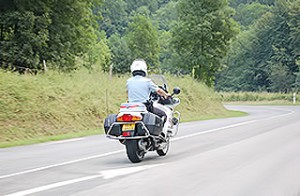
[142,113,163,136]
[104,114,121,136]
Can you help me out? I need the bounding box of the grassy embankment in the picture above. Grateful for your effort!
[220,91,300,105]
[0,70,244,147]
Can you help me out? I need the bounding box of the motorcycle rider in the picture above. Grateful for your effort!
[126,59,170,120]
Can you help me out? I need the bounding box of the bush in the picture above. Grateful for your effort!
[219,91,299,102]
[0,70,227,146]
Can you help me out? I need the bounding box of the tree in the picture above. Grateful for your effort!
[294,72,300,91]
[229,0,275,8]
[172,0,239,86]
[44,0,99,70]
[216,0,300,92]
[83,31,111,72]
[125,0,160,14]
[108,33,132,73]
[234,2,271,28]
[154,1,178,31]
[0,0,101,71]
[267,0,300,92]
[125,14,160,71]
[216,11,276,92]
[98,0,128,37]
[287,0,300,71]
[0,0,51,71]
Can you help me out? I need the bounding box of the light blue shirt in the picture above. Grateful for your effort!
[127,76,159,103]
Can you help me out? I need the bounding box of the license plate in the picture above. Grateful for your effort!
[122,124,135,131]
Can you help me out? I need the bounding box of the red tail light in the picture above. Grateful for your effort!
[117,114,142,122]
[122,131,132,137]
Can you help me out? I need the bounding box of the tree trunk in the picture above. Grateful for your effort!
[0,24,3,68]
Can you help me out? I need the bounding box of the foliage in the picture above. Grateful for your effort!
[220,91,300,102]
[108,33,132,73]
[97,0,176,74]
[125,0,167,14]
[233,2,271,28]
[98,0,128,37]
[216,12,274,92]
[229,0,275,8]
[172,0,239,86]
[216,0,300,93]
[1,0,300,94]
[125,14,160,70]
[0,0,103,71]
[83,32,111,72]
[0,0,51,70]
[0,69,231,147]
[154,1,178,31]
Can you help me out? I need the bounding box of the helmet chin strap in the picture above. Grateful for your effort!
[132,70,146,77]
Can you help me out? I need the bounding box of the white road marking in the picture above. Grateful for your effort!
[172,108,295,142]
[172,120,257,141]
[265,109,295,120]
[100,164,164,179]
[5,174,103,196]
[1,121,256,180]
[38,138,85,146]
[5,164,163,196]
[0,150,125,180]
[0,108,294,180]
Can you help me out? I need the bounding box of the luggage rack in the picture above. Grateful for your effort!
[106,121,151,140]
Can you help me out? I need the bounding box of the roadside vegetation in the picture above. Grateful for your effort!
[1,0,299,147]
[216,0,300,93]
[219,92,300,105]
[0,70,244,147]
[220,92,300,104]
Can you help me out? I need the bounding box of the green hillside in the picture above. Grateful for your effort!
[0,70,243,147]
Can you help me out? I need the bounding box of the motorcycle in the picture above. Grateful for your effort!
[104,75,181,163]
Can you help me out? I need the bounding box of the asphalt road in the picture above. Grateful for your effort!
[1,105,300,196]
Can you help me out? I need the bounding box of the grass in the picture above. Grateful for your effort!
[0,110,247,148]
[219,91,300,104]
[0,70,245,148]
[0,129,100,148]
[181,110,247,122]
[224,101,300,106]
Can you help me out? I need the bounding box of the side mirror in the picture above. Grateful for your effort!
[172,87,181,95]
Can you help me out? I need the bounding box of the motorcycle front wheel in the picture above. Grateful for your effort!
[125,140,145,163]
[156,137,170,156]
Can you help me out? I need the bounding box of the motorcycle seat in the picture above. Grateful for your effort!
[119,103,147,112]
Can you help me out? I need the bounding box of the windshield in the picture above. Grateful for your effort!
[148,75,168,89]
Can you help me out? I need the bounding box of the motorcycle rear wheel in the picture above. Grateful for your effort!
[125,140,145,163]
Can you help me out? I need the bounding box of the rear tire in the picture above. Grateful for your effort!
[125,140,145,163]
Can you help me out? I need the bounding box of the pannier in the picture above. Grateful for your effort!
[104,114,121,136]
[142,113,163,136]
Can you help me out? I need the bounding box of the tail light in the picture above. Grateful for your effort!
[117,114,142,122]
[122,131,132,137]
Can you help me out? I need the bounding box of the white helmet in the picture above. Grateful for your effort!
[130,59,148,76]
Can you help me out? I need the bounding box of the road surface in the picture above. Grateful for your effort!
[1,105,300,196]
